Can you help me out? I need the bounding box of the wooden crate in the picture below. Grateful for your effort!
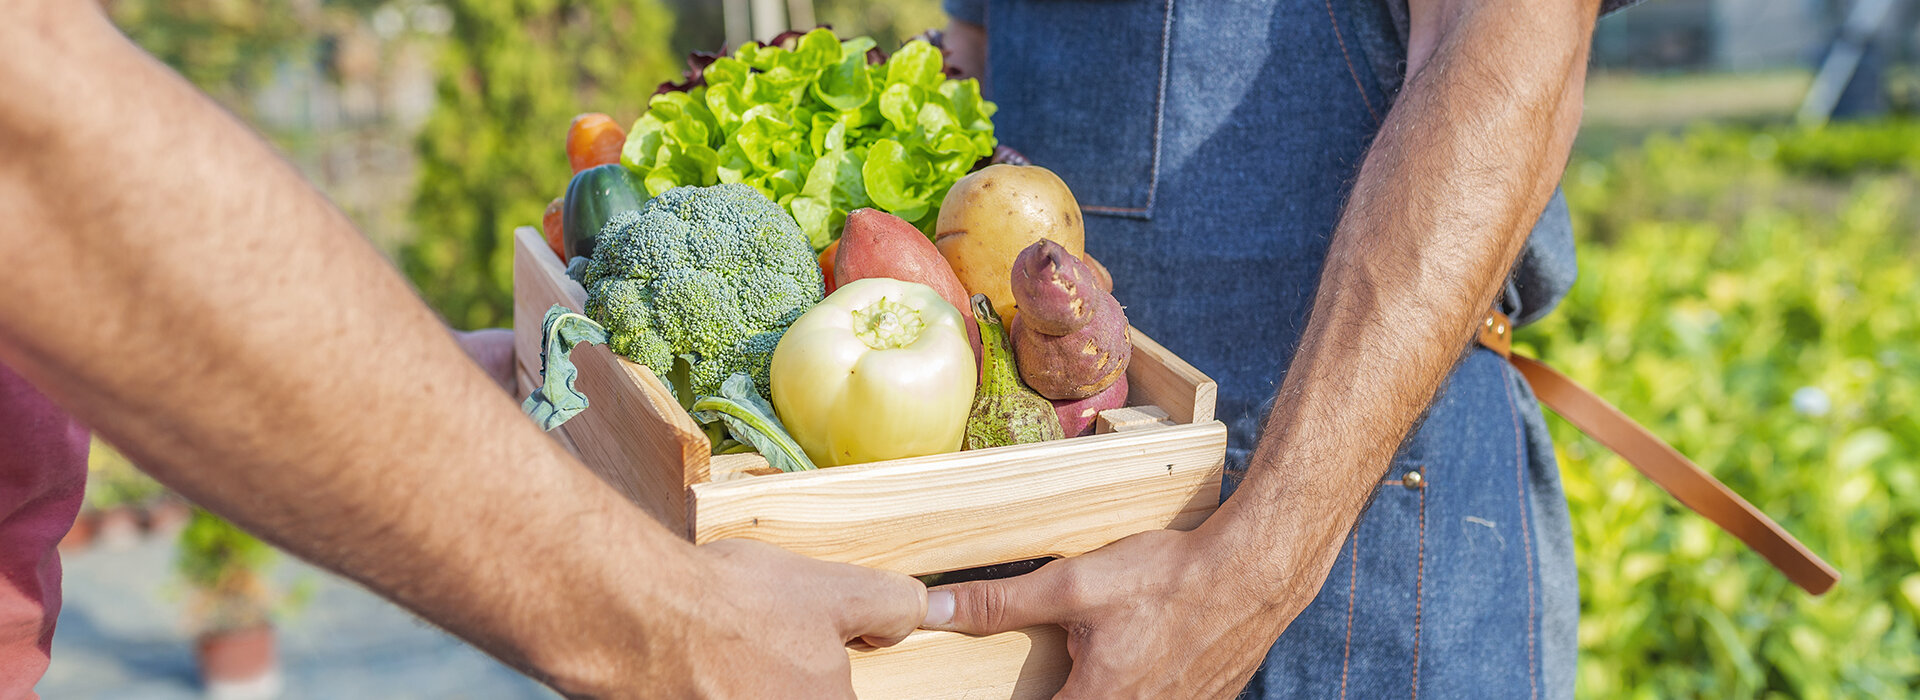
[510,228,1225,699]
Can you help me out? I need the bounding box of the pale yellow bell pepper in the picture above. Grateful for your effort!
[770,278,977,467]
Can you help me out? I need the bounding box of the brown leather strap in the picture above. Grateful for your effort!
[1481,311,1839,595]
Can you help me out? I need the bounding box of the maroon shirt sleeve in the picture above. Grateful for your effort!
[0,363,88,697]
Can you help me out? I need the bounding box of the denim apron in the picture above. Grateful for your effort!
[957,0,1585,696]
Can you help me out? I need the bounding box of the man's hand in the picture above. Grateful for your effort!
[923,528,1305,698]
[556,538,925,698]
[931,0,1597,696]
[695,541,927,679]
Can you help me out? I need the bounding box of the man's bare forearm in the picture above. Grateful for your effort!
[0,4,701,690]
[1205,1,1597,585]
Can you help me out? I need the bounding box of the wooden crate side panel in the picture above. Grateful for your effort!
[1125,327,1217,425]
[513,228,706,530]
[848,627,1067,699]
[688,421,1226,576]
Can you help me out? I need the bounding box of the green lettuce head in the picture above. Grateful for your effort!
[621,30,997,250]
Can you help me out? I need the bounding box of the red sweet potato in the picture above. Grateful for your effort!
[1052,374,1128,437]
[1083,252,1114,294]
[835,208,982,362]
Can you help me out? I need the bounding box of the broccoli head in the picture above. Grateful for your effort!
[580,184,823,399]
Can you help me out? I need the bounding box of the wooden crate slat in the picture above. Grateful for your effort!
[848,627,1067,699]
[688,421,1226,577]
[1095,405,1176,434]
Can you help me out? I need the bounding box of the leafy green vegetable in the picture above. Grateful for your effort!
[690,374,817,473]
[623,29,996,249]
[521,306,612,431]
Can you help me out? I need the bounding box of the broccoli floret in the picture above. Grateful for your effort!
[580,184,823,398]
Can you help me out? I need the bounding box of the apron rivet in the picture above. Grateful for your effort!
[1403,470,1425,489]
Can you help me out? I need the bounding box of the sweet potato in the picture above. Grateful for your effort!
[1011,239,1102,336]
[1052,374,1128,437]
[1083,252,1114,294]
[835,208,981,359]
[1010,293,1130,400]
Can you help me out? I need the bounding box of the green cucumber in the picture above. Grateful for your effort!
[562,164,648,260]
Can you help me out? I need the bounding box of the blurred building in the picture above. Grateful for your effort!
[1596,0,1918,70]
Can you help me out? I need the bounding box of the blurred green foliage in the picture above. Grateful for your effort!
[84,437,166,511]
[107,0,315,114]
[176,508,277,591]
[176,508,299,633]
[404,0,678,329]
[1526,121,1920,697]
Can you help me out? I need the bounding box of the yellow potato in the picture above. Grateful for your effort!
[935,165,1086,317]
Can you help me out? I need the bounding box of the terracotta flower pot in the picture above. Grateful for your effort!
[59,510,99,554]
[95,505,141,551]
[196,625,282,700]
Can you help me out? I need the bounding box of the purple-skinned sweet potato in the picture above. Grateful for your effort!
[1052,374,1128,437]
[1010,239,1102,336]
[1082,253,1114,294]
[1010,293,1130,400]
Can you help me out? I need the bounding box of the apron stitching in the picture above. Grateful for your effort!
[1411,484,1426,699]
[1339,529,1358,700]
[1502,360,1540,699]
[1142,0,1176,215]
[1321,0,1381,123]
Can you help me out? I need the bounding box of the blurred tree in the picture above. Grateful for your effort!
[406,0,678,328]
[106,0,319,116]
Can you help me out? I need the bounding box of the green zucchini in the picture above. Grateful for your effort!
[562,164,648,260]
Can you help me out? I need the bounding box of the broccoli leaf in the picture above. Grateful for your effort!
[691,374,817,472]
[521,305,611,431]
[662,353,698,412]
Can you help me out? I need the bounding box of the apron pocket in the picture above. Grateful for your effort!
[987,0,1170,218]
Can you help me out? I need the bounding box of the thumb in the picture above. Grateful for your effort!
[921,561,1076,636]
[826,564,928,648]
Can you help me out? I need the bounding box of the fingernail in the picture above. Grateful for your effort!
[923,590,954,627]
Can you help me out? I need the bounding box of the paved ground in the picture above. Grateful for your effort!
[39,535,556,699]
